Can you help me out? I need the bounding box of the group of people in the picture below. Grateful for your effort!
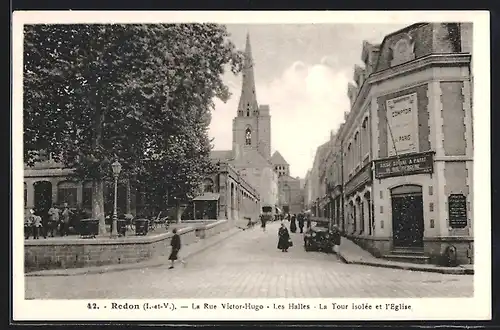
[284,213,311,234]
[277,212,311,252]
[24,203,73,239]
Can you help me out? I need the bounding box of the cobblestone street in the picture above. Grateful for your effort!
[25,221,473,299]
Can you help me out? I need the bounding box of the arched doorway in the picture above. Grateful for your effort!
[348,200,355,233]
[364,191,373,236]
[34,181,52,216]
[390,184,424,249]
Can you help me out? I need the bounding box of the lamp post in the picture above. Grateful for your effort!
[110,160,122,238]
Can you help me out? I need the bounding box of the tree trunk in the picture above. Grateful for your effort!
[92,180,106,235]
[175,200,188,224]
[175,200,182,224]
[90,86,106,235]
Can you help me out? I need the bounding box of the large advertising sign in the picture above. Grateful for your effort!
[386,93,419,156]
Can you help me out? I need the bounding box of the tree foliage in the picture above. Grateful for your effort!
[24,23,243,224]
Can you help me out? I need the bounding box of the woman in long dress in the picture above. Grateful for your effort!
[277,222,291,252]
[290,214,297,233]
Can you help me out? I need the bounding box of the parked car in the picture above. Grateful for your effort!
[304,220,335,253]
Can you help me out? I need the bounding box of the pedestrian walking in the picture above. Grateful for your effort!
[260,214,267,232]
[60,203,72,236]
[306,214,312,229]
[332,225,342,260]
[298,213,305,233]
[47,204,60,237]
[290,214,297,233]
[168,228,185,269]
[277,222,291,252]
[32,213,43,239]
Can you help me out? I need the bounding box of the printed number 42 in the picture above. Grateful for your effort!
[87,303,98,309]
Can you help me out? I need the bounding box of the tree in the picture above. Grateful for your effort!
[128,24,244,222]
[24,24,243,232]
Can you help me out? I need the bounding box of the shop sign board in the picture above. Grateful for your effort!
[374,151,434,179]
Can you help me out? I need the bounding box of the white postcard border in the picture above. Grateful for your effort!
[12,10,491,321]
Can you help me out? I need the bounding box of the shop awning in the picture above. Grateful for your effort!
[193,193,220,201]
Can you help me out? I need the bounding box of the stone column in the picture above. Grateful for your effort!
[218,174,227,220]
[51,179,59,205]
[76,182,83,207]
[26,180,35,210]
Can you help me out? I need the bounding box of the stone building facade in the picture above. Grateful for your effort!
[211,33,306,214]
[24,151,260,224]
[195,161,260,223]
[24,151,134,218]
[307,22,474,265]
[271,151,303,214]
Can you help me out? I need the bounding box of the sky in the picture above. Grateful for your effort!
[208,23,409,178]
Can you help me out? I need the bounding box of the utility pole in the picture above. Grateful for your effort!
[340,139,345,233]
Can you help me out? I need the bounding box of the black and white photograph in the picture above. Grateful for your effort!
[13,11,490,321]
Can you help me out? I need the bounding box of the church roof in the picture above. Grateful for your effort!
[210,150,233,161]
[270,151,288,165]
[231,148,273,168]
[279,174,300,182]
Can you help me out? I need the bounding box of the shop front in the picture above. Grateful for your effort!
[366,23,474,265]
[343,162,373,246]
[373,151,473,264]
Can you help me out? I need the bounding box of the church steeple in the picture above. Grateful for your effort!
[237,33,259,117]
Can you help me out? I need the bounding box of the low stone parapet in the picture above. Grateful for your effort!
[24,226,198,273]
[194,219,230,239]
[24,219,235,273]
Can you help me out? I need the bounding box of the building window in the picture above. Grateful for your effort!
[354,132,360,165]
[245,128,252,145]
[57,181,78,207]
[203,178,214,193]
[362,118,368,158]
[347,144,352,172]
[352,203,356,233]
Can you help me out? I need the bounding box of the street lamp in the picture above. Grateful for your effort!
[110,160,122,238]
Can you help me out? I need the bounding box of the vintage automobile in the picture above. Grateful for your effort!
[303,219,336,253]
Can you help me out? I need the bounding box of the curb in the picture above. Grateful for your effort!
[339,256,473,275]
[26,227,246,277]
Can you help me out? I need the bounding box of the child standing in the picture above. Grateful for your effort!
[32,213,43,239]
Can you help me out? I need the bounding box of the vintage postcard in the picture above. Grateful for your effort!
[12,10,491,322]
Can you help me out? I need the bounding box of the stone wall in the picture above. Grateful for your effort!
[25,220,230,273]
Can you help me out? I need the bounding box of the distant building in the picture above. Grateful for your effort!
[271,151,303,214]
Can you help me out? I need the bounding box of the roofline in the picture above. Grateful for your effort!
[374,22,430,72]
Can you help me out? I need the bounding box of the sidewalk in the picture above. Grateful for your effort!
[26,226,247,277]
[338,237,474,275]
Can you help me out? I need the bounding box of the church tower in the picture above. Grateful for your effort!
[232,33,271,160]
